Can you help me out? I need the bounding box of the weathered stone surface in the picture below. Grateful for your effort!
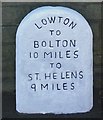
[16,6,93,114]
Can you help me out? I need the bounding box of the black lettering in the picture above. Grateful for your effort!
[56,40,61,47]
[49,30,54,35]
[58,16,63,23]
[29,52,32,58]
[69,21,77,29]
[79,71,83,79]
[61,72,65,79]
[31,84,36,91]
[53,73,57,79]
[54,52,57,58]
[44,52,52,58]
[66,50,71,58]
[62,40,68,47]
[49,41,53,47]
[47,16,56,23]
[71,83,74,90]
[35,23,42,29]
[74,50,78,58]
[56,30,61,36]
[33,52,38,58]
[41,84,48,90]
[57,84,61,90]
[64,18,70,25]
[45,73,51,79]
[28,74,32,81]
[50,63,54,68]
[59,51,63,58]
[52,83,55,90]
[41,19,47,25]
[70,40,76,47]
[41,41,46,47]
[71,71,77,79]
[63,83,68,90]
[34,41,39,48]
[35,73,39,80]
[56,62,62,69]
[66,71,70,79]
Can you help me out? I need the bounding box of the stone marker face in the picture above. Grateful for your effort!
[16,6,93,114]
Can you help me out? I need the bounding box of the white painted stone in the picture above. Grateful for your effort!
[16,6,93,114]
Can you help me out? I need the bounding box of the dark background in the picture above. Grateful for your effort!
[2,2,103,119]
